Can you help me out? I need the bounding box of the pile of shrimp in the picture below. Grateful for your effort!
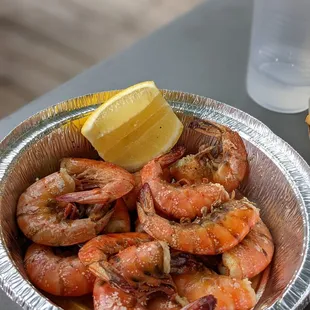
[18,118,274,310]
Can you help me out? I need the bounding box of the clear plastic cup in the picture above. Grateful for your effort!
[246,0,310,113]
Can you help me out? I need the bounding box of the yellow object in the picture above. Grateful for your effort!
[81,81,183,171]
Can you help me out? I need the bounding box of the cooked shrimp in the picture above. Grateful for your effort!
[173,268,256,310]
[148,294,217,310]
[56,158,135,204]
[219,219,274,279]
[93,279,145,310]
[140,154,229,220]
[137,184,259,255]
[124,146,186,211]
[24,243,95,296]
[79,234,175,296]
[17,169,114,246]
[94,280,217,310]
[79,233,154,291]
[108,241,175,296]
[104,198,131,233]
[171,119,248,192]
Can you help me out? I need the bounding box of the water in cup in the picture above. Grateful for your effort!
[247,0,310,113]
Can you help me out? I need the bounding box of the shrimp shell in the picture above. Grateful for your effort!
[141,155,229,220]
[17,169,114,246]
[173,268,256,310]
[93,279,145,310]
[78,233,154,292]
[57,158,135,204]
[94,280,217,310]
[137,184,260,255]
[187,119,249,192]
[123,146,186,211]
[219,219,274,279]
[24,243,95,296]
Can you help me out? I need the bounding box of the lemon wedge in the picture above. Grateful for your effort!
[81,81,183,171]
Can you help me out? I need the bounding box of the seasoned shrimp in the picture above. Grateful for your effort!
[79,233,175,296]
[56,158,135,204]
[173,268,256,310]
[93,279,145,310]
[123,146,186,211]
[141,152,229,220]
[171,119,248,192]
[79,233,153,291]
[219,219,274,279]
[137,184,259,255]
[24,243,95,296]
[17,169,114,246]
[108,241,175,296]
[94,280,216,310]
[104,198,131,233]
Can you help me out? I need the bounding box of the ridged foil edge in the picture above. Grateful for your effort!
[0,89,310,310]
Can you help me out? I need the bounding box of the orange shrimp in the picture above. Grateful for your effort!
[94,280,217,310]
[170,119,248,193]
[17,169,114,246]
[79,233,153,291]
[24,243,95,296]
[140,154,229,221]
[93,279,145,310]
[107,240,176,296]
[79,234,176,297]
[173,268,256,310]
[56,158,135,204]
[104,199,131,233]
[219,219,274,279]
[137,184,259,255]
[123,146,186,211]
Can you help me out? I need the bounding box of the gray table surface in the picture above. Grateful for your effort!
[1,0,310,309]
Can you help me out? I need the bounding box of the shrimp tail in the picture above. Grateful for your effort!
[138,183,156,213]
[157,145,186,167]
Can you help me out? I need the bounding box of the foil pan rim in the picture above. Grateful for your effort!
[0,89,310,310]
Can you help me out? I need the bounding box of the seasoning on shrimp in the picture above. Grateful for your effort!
[173,268,256,310]
[170,119,248,192]
[108,240,176,297]
[123,146,186,211]
[137,184,259,255]
[219,219,274,279]
[24,243,95,296]
[141,151,230,220]
[17,169,114,246]
[93,279,145,310]
[56,158,135,204]
[94,279,217,310]
[79,233,153,291]
[79,233,176,298]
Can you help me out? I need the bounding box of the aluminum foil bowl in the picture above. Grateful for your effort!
[1,90,310,310]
